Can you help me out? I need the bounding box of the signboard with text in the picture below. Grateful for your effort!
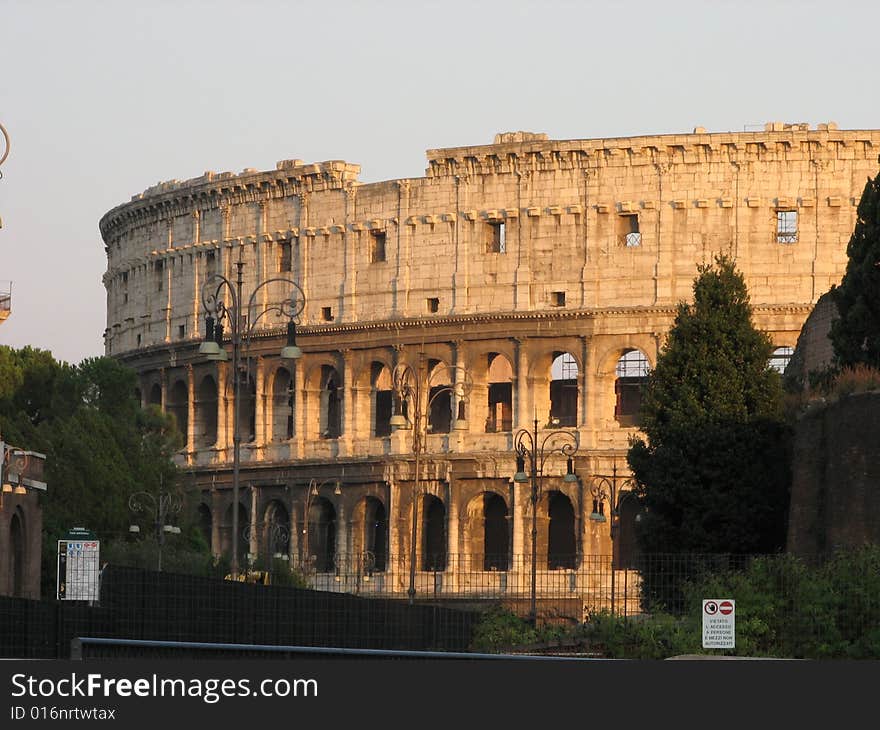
[702,599,735,649]
[56,528,100,601]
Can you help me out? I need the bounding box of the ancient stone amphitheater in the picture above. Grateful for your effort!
[100,123,880,615]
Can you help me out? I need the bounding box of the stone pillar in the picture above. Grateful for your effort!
[254,358,266,446]
[293,359,306,459]
[446,477,460,591]
[340,350,354,455]
[186,365,196,457]
[387,479,401,594]
[249,486,259,566]
[210,487,222,558]
[515,339,529,430]
[216,362,229,452]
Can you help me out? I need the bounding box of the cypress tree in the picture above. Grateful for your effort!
[830,169,880,367]
[628,256,790,557]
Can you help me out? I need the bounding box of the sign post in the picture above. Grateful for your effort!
[702,599,735,650]
[56,527,100,602]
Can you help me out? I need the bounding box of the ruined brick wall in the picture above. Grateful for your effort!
[787,392,880,556]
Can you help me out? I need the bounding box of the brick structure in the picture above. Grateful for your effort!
[99,123,880,606]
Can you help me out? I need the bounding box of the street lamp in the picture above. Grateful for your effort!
[300,477,342,577]
[199,253,305,578]
[589,462,634,615]
[390,356,472,604]
[513,417,579,626]
[128,490,182,572]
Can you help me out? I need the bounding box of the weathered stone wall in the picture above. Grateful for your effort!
[98,123,880,599]
[787,392,880,556]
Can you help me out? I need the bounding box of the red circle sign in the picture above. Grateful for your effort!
[719,601,734,615]
[704,601,718,615]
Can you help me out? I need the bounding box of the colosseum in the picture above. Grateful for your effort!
[100,122,880,616]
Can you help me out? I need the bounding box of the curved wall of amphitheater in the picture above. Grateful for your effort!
[101,125,880,607]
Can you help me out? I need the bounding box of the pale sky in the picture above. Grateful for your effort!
[1,0,878,365]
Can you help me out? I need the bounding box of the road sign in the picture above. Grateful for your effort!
[702,598,735,649]
[57,531,100,601]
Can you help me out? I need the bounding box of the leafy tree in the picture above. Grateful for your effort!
[0,346,208,596]
[628,256,791,559]
[830,170,880,368]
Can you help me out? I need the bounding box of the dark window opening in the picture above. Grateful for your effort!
[197,503,212,547]
[321,367,341,439]
[178,324,186,339]
[322,307,333,322]
[237,373,256,443]
[551,291,566,307]
[195,375,218,447]
[619,214,641,247]
[272,368,293,442]
[486,382,513,432]
[776,210,797,244]
[364,498,387,572]
[148,383,162,407]
[168,380,189,446]
[279,241,292,272]
[155,260,164,291]
[484,493,509,571]
[547,491,576,570]
[428,386,451,434]
[264,502,290,557]
[374,389,392,437]
[370,231,386,263]
[615,495,641,570]
[422,496,446,571]
[427,297,439,313]
[307,499,336,572]
[487,221,506,253]
[550,352,578,427]
[615,350,649,427]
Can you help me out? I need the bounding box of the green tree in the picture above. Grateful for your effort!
[628,256,791,558]
[829,170,880,368]
[0,346,208,595]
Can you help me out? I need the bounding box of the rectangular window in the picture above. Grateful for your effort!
[370,231,387,263]
[776,210,797,244]
[551,291,566,307]
[427,297,439,313]
[178,324,186,339]
[278,240,292,272]
[487,221,506,253]
[618,214,641,247]
[155,260,164,291]
[136,334,142,347]
[322,307,333,322]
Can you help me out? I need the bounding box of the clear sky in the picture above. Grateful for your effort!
[1,0,878,365]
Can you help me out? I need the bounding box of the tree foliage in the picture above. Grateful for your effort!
[0,347,207,595]
[628,256,791,555]
[830,170,880,368]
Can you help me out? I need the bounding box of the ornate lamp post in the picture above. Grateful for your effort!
[589,462,634,615]
[389,356,472,604]
[128,490,182,572]
[199,254,305,578]
[300,477,342,577]
[513,417,579,626]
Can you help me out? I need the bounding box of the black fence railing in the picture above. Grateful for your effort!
[0,565,478,659]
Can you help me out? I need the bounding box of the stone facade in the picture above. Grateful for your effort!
[100,123,880,607]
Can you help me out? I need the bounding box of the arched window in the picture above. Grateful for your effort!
[320,366,342,439]
[615,493,641,570]
[272,367,293,441]
[422,495,446,571]
[484,493,509,571]
[167,380,189,446]
[195,375,218,447]
[306,497,336,572]
[10,509,25,598]
[550,353,578,427]
[769,346,794,375]
[486,354,513,433]
[372,363,392,437]
[427,360,452,434]
[197,503,212,548]
[363,497,387,572]
[547,491,576,569]
[263,500,290,558]
[238,374,256,443]
[148,383,162,407]
[615,349,649,427]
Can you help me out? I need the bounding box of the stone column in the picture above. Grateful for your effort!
[249,486,259,566]
[186,364,196,460]
[446,476,460,591]
[515,339,529,430]
[216,362,229,452]
[340,350,354,456]
[254,357,266,447]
